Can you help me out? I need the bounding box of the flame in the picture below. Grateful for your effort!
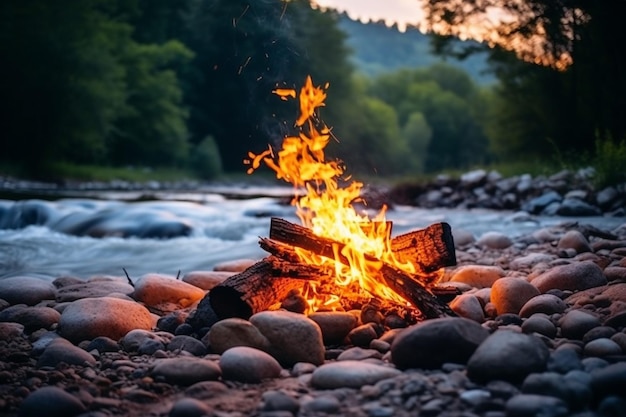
[246,76,431,311]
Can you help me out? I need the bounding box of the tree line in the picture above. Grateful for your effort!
[1,0,623,183]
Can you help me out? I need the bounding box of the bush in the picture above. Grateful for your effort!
[189,136,223,179]
[592,137,626,188]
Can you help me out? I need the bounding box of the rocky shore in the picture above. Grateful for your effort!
[1,219,626,417]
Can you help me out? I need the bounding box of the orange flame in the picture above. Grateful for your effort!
[246,76,426,310]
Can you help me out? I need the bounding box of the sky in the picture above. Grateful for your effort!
[312,0,426,32]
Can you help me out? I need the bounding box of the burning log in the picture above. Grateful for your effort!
[391,222,456,275]
[268,217,456,319]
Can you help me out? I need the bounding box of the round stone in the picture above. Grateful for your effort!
[219,346,282,383]
[505,393,569,417]
[522,314,557,338]
[477,232,513,249]
[449,265,505,288]
[590,362,626,398]
[308,311,358,345]
[0,305,60,333]
[120,329,171,352]
[450,293,485,323]
[557,230,592,254]
[169,397,212,417]
[519,294,567,318]
[0,276,55,306]
[0,322,25,341]
[37,338,96,368]
[559,310,601,340]
[310,360,401,389]
[491,277,540,315]
[584,338,623,357]
[132,273,205,313]
[19,386,86,417]
[532,261,607,293]
[151,357,221,385]
[204,317,270,354]
[167,335,207,356]
[182,270,233,290]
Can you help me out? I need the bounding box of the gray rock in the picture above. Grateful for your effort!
[250,310,324,366]
[182,270,233,291]
[556,198,602,216]
[590,362,626,398]
[0,276,55,306]
[522,314,557,338]
[310,361,401,389]
[86,336,120,353]
[184,381,228,400]
[450,293,485,323]
[58,297,153,343]
[0,305,60,333]
[547,347,583,373]
[557,231,592,254]
[19,386,86,417]
[491,277,540,315]
[347,323,378,347]
[167,335,207,356]
[522,191,562,214]
[337,347,382,361]
[132,273,205,313]
[532,261,607,293]
[120,329,171,352]
[151,357,221,385]
[204,317,270,354]
[510,253,556,270]
[461,169,487,186]
[559,310,601,340]
[583,338,623,357]
[220,346,282,383]
[596,186,618,208]
[505,394,569,417]
[308,311,358,345]
[522,372,592,410]
[519,294,567,318]
[169,397,212,417]
[301,395,341,413]
[0,322,25,341]
[37,338,96,368]
[449,265,505,288]
[467,330,549,383]
[391,317,489,370]
[261,390,300,413]
[55,279,133,303]
[582,326,616,343]
[477,232,513,249]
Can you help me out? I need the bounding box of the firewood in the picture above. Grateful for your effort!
[268,217,455,318]
[391,222,456,273]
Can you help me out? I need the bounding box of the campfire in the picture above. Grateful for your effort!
[210,76,457,323]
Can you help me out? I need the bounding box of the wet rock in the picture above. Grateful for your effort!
[477,232,513,249]
[467,330,549,383]
[505,394,568,417]
[169,397,212,417]
[310,360,401,389]
[132,273,205,313]
[449,265,505,288]
[450,293,485,323]
[0,305,60,333]
[37,338,96,368]
[58,297,153,343]
[182,270,233,291]
[519,294,567,318]
[220,346,282,383]
[0,276,55,306]
[557,231,592,254]
[532,261,607,293]
[491,277,540,315]
[204,317,270,354]
[522,314,557,338]
[559,310,601,340]
[391,317,489,370]
[250,310,324,366]
[167,335,207,356]
[308,311,358,345]
[19,386,86,417]
[213,258,257,272]
[583,338,622,357]
[151,357,221,385]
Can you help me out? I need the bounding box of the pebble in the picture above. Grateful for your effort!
[521,372,592,410]
[310,360,401,389]
[151,357,221,385]
[19,386,87,417]
[132,273,205,313]
[120,329,171,352]
[183,381,228,400]
[590,362,626,398]
[467,330,549,383]
[261,390,300,413]
[476,232,513,249]
[583,338,623,357]
[169,397,212,417]
[58,297,153,343]
[559,310,602,340]
[490,277,540,315]
[0,276,55,306]
[518,294,567,318]
[0,305,60,333]
[449,265,505,288]
[337,347,382,361]
[250,310,325,366]
[55,278,133,302]
[547,347,583,373]
[557,230,592,254]
[167,335,208,356]
[510,253,556,270]
[347,323,378,347]
[505,393,569,417]
[220,346,282,383]
[37,338,96,368]
[521,314,557,338]
[204,317,270,354]
[532,261,607,293]
[449,293,485,323]
[391,317,489,370]
[0,322,25,341]
[182,270,234,290]
[308,311,358,345]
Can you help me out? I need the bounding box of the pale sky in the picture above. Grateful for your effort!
[312,0,426,32]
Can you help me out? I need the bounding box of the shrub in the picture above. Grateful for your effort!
[592,136,626,188]
[189,136,223,179]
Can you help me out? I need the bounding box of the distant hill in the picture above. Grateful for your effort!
[338,15,495,85]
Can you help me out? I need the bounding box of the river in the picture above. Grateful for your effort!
[1,186,624,280]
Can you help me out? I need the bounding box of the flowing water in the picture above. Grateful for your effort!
[1,186,624,280]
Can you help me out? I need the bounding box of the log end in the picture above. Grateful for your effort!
[209,287,253,320]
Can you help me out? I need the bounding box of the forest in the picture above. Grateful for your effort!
[1,0,625,186]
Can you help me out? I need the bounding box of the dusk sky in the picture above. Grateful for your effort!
[312,0,426,31]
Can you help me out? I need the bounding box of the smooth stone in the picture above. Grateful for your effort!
[522,191,562,214]
[582,357,609,372]
[55,279,133,303]
[204,317,270,354]
[391,317,489,370]
[505,394,569,417]
[547,348,583,373]
[120,329,172,352]
[19,386,87,417]
[261,390,300,413]
[169,397,212,417]
[450,293,485,323]
[86,336,120,353]
[449,265,505,288]
[557,231,592,254]
[308,311,358,344]
[347,323,378,347]
[590,362,626,398]
[337,347,382,361]
[151,357,221,385]
[58,297,153,343]
[184,381,229,400]
[583,338,623,357]
[0,305,60,333]
[582,326,616,343]
[522,314,557,338]
[31,331,62,356]
[610,332,626,352]
[310,360,401,389]
[181,270,233,291]
[453,228,475,247]
[0,322,25,341]
[519,294,567,318]
[132,273,205,313]
[467,330,549,383]
[37,338,96,368]
[167,335,208,356]
[559,310,601,340]
[510,253,556,270]
[219,346,282,383]
[213,258,257,272]
[521,372,592,410]
[532,261,607,293]
[0,276,55,306]
[301,395,341,413]
[250,310,324,366]
[477,232,513,249]
[556,198,601,216]
[491,277,540,315]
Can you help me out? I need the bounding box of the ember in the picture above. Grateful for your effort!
[230,76,457,318]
